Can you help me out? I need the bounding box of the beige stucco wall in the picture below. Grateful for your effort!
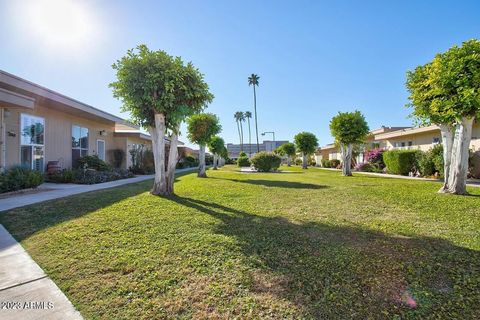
[3,103,121,170]
[384,123,480,152]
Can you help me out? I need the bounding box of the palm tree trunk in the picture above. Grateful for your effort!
[239,121,244,153]
[236,120,242,152]
[253,85,260,153]
[248,118,252,157]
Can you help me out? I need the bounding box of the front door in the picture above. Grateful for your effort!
[96,139,105,161]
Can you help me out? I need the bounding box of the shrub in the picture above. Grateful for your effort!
[237,154,251,167]
[355,162,381,173]
[383,150,419,175]
[366,148,385,168]
[330,159,341,168]
[321,159,331,168]
[431,144,444,176]
[309,157,316,167]
[72,168,134,184]
[77,155,111,171]
[179,155,198,168]
[0,166,44,193]
[415,145,444,177]
[45,169,75,183]
[294,158,302,166]
[250,152,281,172]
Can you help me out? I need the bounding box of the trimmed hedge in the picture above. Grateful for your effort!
[250,152,281,172]
[383,150,419,175]
[46,168,134,184]
[0,166,44,193]
[237,151,250,167]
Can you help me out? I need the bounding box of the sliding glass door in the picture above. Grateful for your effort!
[20,114,45,171]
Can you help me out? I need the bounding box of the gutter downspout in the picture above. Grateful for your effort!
[0,108,5,172]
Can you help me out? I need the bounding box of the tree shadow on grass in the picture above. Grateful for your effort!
[0,170,197,242]
[168,196,480,319]
[212,177,328,189]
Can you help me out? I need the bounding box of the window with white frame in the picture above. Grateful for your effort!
[72,125,89,166]
[433,137,441,144]
[20,114,45,171]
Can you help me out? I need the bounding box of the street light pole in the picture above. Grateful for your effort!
[261,131,275,152]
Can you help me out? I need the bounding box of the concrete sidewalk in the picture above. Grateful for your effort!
[0,225,83,319]
[314,167,480,187]
[0,166,199,213]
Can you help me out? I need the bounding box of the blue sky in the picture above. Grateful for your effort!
[1,0,479,148]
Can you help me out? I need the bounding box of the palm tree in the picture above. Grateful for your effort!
[245,111,252,157]
[248,74,260,152]
[234,111,244,152]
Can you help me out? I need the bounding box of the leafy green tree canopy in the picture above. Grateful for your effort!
[110,44,214,130]
[329,111,370,145]
[406,39,480,125]
[279,142,296,157]
[294,132,318,155]
[187,113,222,145]
[208,136,225,155]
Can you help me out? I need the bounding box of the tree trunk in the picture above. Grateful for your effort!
[198,144,207,177]
[302,152,308,169]
[213,154,218,170]
[287,156,291,167]
[150,113,167,195]
[446,117,474,195]
[438,124,454,193]
[240,121,244,153]
[253,85,260,153]
[341,143,353,176]
[236,121,242,152]
[248,118,252,157]
[165,128,179,195]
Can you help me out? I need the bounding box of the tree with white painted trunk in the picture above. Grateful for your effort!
[276,142,296,166]
[187,113,221,178]
[294,132,318,169]
[110,45,213,196]
[208,136,225,170]
[329,111,370,176]
[406,39,480,195]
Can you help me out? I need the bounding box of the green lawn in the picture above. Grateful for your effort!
[1,166,479,319]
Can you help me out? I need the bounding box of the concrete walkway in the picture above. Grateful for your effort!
[0,225,83,319]
[0,167,199,213]
[315,167,480,187]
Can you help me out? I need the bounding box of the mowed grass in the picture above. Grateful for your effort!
[1,166,480,319]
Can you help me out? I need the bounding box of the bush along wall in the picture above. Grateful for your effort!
[46,154,134,185]
[0,166,44,194]
[383,150,419,175]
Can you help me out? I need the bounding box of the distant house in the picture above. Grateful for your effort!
[0,70,180,171]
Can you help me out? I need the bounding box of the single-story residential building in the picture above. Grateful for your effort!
[375,124,480,152]
[0,70,178,172]
[315,126,409,165]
